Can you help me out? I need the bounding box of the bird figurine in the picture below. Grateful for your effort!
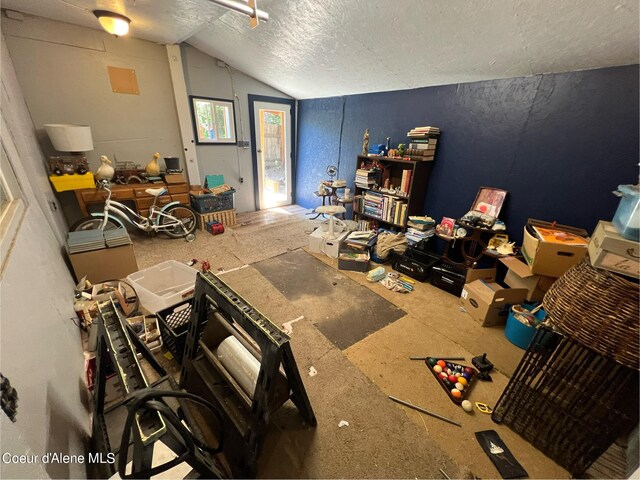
[95,155,115,182]
[145,152,161,176]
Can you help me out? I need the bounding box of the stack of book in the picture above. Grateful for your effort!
[400,169,413,195]
[343,230,376,250]
[357,190,408,226]
[405,227,434,246]
[407,216,436,233]
[355,169,376,189]
[357,218,374,231]
[406,126,440,161]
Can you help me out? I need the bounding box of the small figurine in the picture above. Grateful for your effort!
[95,155,115,182]
[362,129,370,156]
[383,178,390,189]
[397,143,405,157]
[145,152,161,176]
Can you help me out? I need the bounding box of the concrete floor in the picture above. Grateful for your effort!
[131,206,570,479]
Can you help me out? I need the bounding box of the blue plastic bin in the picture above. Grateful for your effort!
[505,305,546,349]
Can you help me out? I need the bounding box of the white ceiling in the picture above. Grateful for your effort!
[3,0,639,99]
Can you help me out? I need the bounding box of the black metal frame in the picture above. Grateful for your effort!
[91,299,224,479]
[181,272,316,477]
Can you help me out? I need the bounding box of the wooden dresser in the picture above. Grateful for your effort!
[74,182,190,217]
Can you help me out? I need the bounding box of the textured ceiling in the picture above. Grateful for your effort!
[3,0,639,99]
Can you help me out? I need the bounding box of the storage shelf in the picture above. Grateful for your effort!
[354,152,434,231]
[357,154,418,165]
[355,186,410,200]
[354,211,406,228]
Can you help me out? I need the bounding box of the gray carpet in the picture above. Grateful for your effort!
[253,249,406,350]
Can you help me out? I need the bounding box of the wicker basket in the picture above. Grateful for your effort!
[543,258,639,370]
[196,209,237,230]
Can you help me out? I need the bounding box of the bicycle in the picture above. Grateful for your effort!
[72,181,197,241]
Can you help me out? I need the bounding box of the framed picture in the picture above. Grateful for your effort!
[189,96,237,144]
[470,187,507,219]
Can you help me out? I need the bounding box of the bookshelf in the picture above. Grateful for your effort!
[353,155,433,230]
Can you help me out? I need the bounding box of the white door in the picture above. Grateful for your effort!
[253,101,292,209]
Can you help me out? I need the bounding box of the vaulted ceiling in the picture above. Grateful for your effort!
[3,0,639,99]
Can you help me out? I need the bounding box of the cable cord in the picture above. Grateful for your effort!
[117,389,225,479]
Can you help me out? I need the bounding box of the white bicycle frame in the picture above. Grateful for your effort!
[91,183,189,234]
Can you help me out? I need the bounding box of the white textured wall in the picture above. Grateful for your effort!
[182,44,292,212]
[2,13,184,224]
[1,35,89,479]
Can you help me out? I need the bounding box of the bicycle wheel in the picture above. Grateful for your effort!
[159,205,197,238]
[71,216,122,232]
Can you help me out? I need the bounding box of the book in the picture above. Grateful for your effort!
[408,143,436,150]
[400,169,412,195]
[407,149,435,157]
[531,226,588,246]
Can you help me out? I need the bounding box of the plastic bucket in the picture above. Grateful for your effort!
[505,304,546,349]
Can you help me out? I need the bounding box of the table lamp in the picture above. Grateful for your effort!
[44,124,93,175]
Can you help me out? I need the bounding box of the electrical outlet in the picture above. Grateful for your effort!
[239,177,244,183]
[238,140,250,149]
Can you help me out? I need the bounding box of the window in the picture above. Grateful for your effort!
[189,96,237,144]
[0,137,26,274]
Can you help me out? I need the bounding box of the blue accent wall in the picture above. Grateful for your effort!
[296,66,639,242]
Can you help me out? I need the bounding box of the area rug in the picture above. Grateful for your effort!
[253,249,406,349]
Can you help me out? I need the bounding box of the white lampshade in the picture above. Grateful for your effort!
[44,124,94,152]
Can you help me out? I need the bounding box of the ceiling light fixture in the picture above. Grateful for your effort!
[93,10,131,36]
[207,0,269,28]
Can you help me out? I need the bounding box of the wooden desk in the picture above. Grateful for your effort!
[75,182,189,217]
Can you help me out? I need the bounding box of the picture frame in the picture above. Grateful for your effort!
[189,96,237,145]
[470,187,507,219]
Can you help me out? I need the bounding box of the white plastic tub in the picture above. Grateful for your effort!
[127,260,198,313]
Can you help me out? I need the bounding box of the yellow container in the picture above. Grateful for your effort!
[49,172,95,192]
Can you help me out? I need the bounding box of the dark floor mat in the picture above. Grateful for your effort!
[253,250,406,350]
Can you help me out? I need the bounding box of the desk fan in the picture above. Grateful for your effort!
[326,165,338,182]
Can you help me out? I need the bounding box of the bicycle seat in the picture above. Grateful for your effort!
[145,187,167,197]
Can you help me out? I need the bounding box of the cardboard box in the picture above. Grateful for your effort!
[68,244,138,283]
[163,173,186,184]
[588,221,639,278]
[308,228,348,258]
[460,280,528,327]
[521,221,588,277]
[500,257,556,302]
[466,267,497,283]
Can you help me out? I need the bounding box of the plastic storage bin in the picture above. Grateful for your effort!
[156,299,209,363]
[430,259,467,296]
[612,184,640,240]
[127,260,197,313]
[190,189,235,214]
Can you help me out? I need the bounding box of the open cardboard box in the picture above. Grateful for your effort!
[460,279,528,327]
[521,219,588,277]
[499,257,556,302]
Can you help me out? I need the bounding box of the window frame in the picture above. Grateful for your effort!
[0,126,27,275]
[189,95,237,145]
